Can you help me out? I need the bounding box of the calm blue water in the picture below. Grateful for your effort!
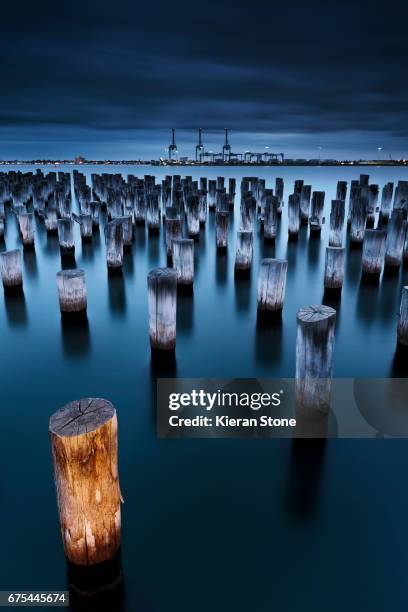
[1,164,408,611]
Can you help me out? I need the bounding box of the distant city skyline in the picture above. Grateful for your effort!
[0,128,406,161]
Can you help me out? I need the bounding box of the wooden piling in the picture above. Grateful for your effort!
[275,178,284,215]
[264,195,279,242]
[18,212,35,248]
[288,194,300,237]
[324,247,345,290]
[234,230,253,273]
[309,191,325,234]
[257,258,288,313]
[397,287,408,347]
[57,219,75,256]
[165,218,182,258]
[208,180,217,211]
[186,195,200,238]
[198,190,207,225]
[57,269,87,317]
[362,229,387,275]
[49,398,121,566]
[379,182,393,222]
[147,192,160,233]
[300,185,311,224]
[350,193,367,244]
[336,181,347,203]
[393,181,408,212]
[385,209,407,267]
[105,221,123,271]
[295,305,336,413]
[147,268,177,350]
[0,249,23,290]
[215,212,229,250]
[329,199,345,247]
[172,239,194,285]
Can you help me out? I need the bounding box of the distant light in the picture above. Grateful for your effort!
[378,147,383,151]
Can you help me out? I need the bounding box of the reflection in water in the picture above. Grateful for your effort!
[134,225,146,252]
[123,251,134,277]
[150,350,177,425]
[67,550,130,612]
[378,269,402,324]
[45,233,59,255]
[355,277,380,328]
[260,240,275,260]
[61,253,77,270]
[286,438,326,519]
[390,344,408,377]
[4,289,28,327]
[254,313,283,368]
[147,233,160,266]
[177,288,194,334]
[285,238,298,270]
[81,241,94,262]
[345,237,362,289]
[322,288,342,330]
[215,252,228,286]
[108,272,126,316]
[61,316,91,358]
[307,233,321,270]
[234,274,252,313]
[23,249,38,278]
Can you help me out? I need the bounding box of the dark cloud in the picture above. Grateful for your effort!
[0,0,407,158]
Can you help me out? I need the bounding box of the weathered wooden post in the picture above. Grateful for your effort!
[18,212,35,248]
[172,239,194,285]
[198,189,207,225]
[379,182,393,223]
[105,220,123,272]
[366,184,378,227]
[385,209,407,268]
[324,246,345,290]
[336,181,347,203]
[275,178,284,215]
[0,218,4,240]
[393,181,408,212]
[397,287,408,346]
[264,195,279,242]
[57,219,75,256]
[208,180,217,211]
[347,180,360,227]
[91,202,100,228]
[359,174,369,187]
[294,179,304,195]
[56,270,87,317]
[240,195,256,230]
[134,189,146,225]
[49,398,121,569]
[234,230,253,274]
[0,249,23,292]
[147,192,160,233]
[118,215,133,249]
[257,258,287,314]
[350,194,367,244]
[186,195,200,238]
[165,217,182,258]
[147,268,177,350]
[44,207,58,233]
[362,229,387,276]
[215,212,229,250]
[309,191,325,234]
[329,199,345,247]
[73,213,93,242]
[300,185,311,224]
[288,193,300,237]
[295,305,336,413]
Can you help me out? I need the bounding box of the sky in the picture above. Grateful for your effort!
[0,0,407,160]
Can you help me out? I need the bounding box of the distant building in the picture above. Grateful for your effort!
[74,155,86,164]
